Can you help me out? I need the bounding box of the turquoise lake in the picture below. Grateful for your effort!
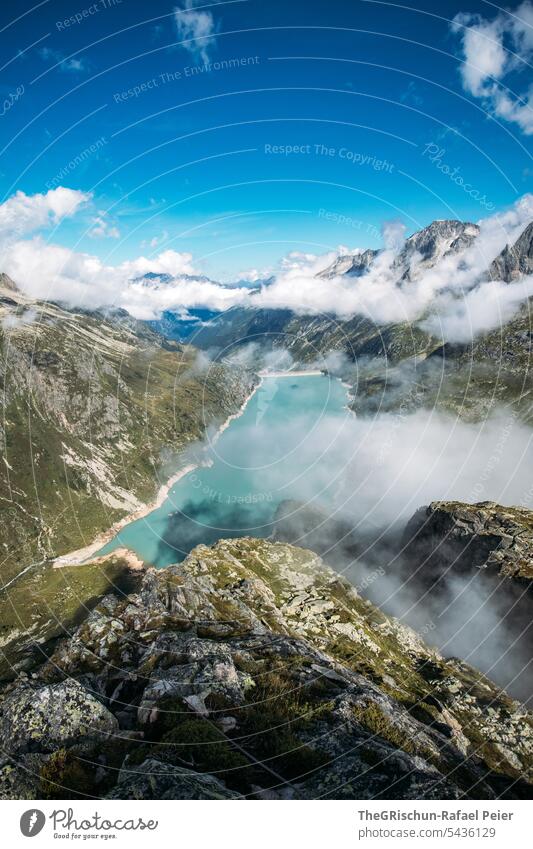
[97,374,351,567]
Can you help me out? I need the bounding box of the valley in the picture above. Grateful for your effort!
[0,214,532,800]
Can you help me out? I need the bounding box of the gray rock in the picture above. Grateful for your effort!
[0,679,118,755]
[489,222,533,282]
[402,500,533,585]
[107,759,241,799]
[1,537,531,800]
[0,754,45,799]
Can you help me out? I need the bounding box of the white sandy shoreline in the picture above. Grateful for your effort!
[53,379,262,568]
[259,369,324,378]
[53,369,330,569]
[52,460,200,568]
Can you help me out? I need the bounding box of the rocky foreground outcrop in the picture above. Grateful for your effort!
[403,501,533,587]
[0,538,531,800]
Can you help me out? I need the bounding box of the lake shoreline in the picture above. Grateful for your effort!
[53,370,332,569]
[258,369,324,378]
[53,379,263,569]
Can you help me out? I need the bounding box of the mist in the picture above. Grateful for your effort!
[255,401,533,703]
[156,379,533,703]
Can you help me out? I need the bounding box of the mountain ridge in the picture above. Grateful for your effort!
[0,536,531,800]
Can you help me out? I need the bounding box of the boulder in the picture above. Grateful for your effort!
[0,679,118,755]
[108,759,241,800]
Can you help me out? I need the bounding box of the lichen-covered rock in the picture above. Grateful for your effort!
[107,759,241,800]
[0,538,531,800]
[0,679,118,755]
[0,754,45,799]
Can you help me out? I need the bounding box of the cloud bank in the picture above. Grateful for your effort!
[0,187,532,342]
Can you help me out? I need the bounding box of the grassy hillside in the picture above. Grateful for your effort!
[0,279,257,584]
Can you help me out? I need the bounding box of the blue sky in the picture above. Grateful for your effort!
[0,0,532,280]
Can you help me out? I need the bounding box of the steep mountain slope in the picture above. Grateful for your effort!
[489,222,533,282]
[355,298,532,422]
[273,497,533,704]
[0,537,530,800]
[0,275,257,583]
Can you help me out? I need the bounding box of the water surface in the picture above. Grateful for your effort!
[98,374,350,566]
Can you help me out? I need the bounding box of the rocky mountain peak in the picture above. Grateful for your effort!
[398,220,480,279]
[403,500,533,584]
[403,219,479,255]
[317,249,379,279]
[0,272,20,293]
[134,272,214,288]
[489,221,533,282]
[317,220,480,283]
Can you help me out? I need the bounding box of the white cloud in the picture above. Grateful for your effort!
[88,213,120,239]
[280,249,341,276]
[140,231,169,249]
[39,47,88,74]
[234,267,273,283]
[421,275,533,341]
[452,2,533,134]
[0,235,246,320]
[381,218,406,251]
[0,187,89,240]
[174,1,217,65]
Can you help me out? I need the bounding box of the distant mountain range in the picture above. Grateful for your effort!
[137,272,275,342]
[175,218,532,422]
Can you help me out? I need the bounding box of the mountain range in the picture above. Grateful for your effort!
[180,218,532,421]
[0,213,532,801]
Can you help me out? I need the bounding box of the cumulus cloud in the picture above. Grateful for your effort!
[142,230,169,249]
[451,2,533,134]
[88,213,120,239]
[280,249,340,275]
[234,267,273,283]
[0,187,89,240]
[0,237,247,319]
[174,1,217,65]
[381,218,406,251]
[39,47,88,74]
[421,275,533,341]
